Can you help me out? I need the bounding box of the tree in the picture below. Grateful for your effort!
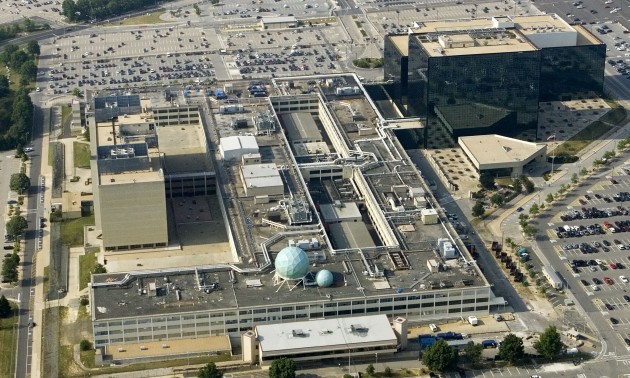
[523,225,537,238]
[19,60,36,80]
[463,341,483,366]
[472,202,485,218]
[522,176,535,193]
[383,367,393,377]
[193,3,201,15]
[1,253,19,282]
[10,172,30,194]
[79,339,92,351]
[72,87,81,97]
[26,40,40,56]
[534,326,564,361]
[0,44,19,65]
[479,172,495,189]
[197,362,223,378]
[61,0,78,21]
[490,193,504,207]
[0,74,9,97]
[580,167,588,176]
[269,357,296,378]
[571,173,579,184]
[498,333,524,364]
[0,295,11,317]
[511,178,522,194]
[421,339,458,372]
[603,150,616,160]
[529,203,539,215]
[546,193,554,203]
[365,364,375,376]
[22,18,35,32]
[6,215,27,238]
[93,264,107,274]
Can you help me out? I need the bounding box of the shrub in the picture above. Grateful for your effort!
[79,339,92,351]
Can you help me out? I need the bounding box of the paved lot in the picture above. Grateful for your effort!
[0,0,63,25]
[540,167,630,353]
[36,19,364,92]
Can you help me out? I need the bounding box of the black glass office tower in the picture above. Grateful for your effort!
[380,17,605,149]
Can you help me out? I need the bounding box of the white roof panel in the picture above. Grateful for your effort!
[256,314,397,353]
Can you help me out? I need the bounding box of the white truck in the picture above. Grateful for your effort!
[467,316,478,326]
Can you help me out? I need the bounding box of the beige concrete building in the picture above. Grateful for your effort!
[458,134,547,177]
[89,95,213,251]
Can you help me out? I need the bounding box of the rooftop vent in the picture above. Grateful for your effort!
[350,324,368,333]
[292,329,307,337]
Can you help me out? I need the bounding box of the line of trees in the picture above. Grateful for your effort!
[423,326,565,372]
[62,0,168,22]
[0,40,37,150]
[0,18,49,43]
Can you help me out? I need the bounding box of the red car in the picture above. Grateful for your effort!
[611,263,618,270]
[604,277,614,285]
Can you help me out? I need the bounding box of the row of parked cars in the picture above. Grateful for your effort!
[556,223,605,239]
[560,204,629,222]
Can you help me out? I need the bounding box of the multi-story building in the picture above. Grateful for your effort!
[379,14,605,148]
[90,76,507,354]
[88,94,214,251]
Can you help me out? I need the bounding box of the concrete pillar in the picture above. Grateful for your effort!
[241,330,258,364]
[392,317,408,350]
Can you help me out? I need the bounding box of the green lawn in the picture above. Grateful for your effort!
[79,248,99,290]
[0,310,18,378]
[60,214,95,247]
[551,120,614,156]
[61,105,71,126]
[73,141,90,169]
[118,11,167,25]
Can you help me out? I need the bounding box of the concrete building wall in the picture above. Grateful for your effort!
[91,286,493,346]
[99,179,168,249]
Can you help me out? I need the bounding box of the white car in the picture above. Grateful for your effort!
[24,147,34,152]
[591,284,600,291]
[620,275,629,283]
[429,323,438,332]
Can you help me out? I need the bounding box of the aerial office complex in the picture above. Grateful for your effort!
[89,76,504,357]
[378,14,605,148]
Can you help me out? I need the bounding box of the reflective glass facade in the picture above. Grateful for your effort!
[381,31,605,149]
[539,44,606,102]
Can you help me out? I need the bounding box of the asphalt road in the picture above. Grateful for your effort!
[14,103,44,378]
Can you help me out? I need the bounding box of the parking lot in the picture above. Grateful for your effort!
[0,0,63,25]
[36,18,361,93]
[541,166,630,349]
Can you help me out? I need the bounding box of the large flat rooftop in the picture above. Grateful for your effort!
[92,243,485,321]
[92,74,490,322]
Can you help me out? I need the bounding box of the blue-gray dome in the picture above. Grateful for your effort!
[275,247,309,280]
[316,270,334,287]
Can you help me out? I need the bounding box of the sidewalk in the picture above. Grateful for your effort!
[31,128,52,378]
